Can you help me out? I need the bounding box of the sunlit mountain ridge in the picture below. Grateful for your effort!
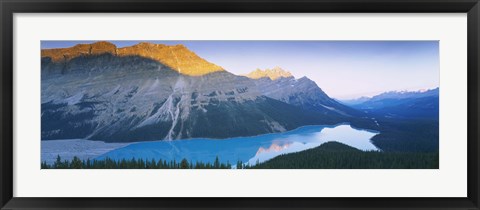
[245,67,293,80]
[41,41,224,76]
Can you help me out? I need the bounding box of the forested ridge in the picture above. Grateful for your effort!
[250,142,438,169]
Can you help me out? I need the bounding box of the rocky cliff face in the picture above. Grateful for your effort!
[42,41,224,76]
[41,42,353,142]
[42,51,343,141]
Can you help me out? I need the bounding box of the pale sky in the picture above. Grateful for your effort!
[42,41,439,99]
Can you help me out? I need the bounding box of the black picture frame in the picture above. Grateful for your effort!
[1,0,479,209]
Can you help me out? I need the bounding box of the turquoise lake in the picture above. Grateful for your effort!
[93,123,380,166]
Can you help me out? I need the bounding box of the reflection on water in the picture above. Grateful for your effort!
[245,125,379,165]
[256,141,293,155]
[95,123,379,167]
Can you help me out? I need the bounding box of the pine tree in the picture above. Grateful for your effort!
[180,159,189,169]
[71,156,82,169]
[214,156,220,168]
[236,160,243,169]
[54,155,62,169]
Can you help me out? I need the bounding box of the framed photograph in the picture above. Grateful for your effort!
[1,0,479,209]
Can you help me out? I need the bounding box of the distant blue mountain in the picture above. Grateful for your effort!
[337,96,371,106]
[349,88,439,119]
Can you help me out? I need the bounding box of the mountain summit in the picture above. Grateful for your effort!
[245,67,293,80]
[41,41,224,76]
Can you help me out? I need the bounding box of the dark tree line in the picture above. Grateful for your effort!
[41,155,241,169]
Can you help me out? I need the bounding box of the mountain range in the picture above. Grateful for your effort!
[341,88,439,119]
[41,41,360,142]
